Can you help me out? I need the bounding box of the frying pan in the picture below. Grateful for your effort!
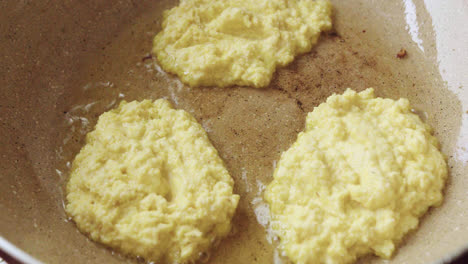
[0,0,467,263]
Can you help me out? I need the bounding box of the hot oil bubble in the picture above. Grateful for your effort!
[198,251,211,263]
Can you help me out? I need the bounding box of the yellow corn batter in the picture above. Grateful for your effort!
[66,99,239,263]
[265,88,447,264]
[153,0,332,88]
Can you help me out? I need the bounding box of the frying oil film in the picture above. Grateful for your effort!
[265,89,447,264]
[153,0,332,88]
[66,99,239,264]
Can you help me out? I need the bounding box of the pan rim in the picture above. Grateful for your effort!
[0,236,42,264]
[1,235,467,264]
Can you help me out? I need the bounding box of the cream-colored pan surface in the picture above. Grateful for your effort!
[0,0,467,263]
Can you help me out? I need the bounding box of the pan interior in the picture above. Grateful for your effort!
[0,0,466,263]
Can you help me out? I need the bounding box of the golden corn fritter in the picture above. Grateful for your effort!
[153,0,333,88]
[66,99,239,264]
[265,89,448,264]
